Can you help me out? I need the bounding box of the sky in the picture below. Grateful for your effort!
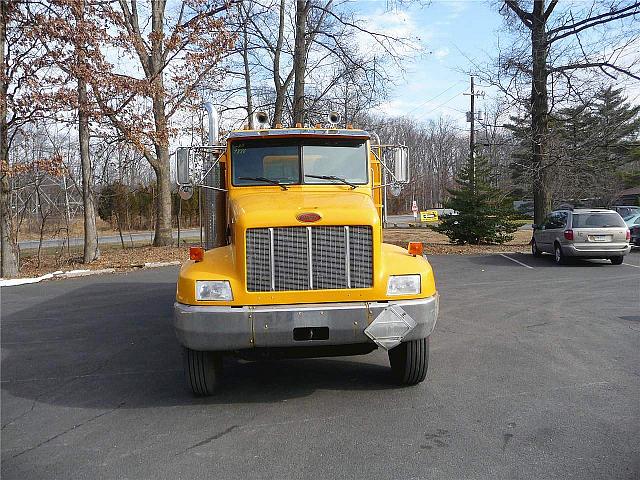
[356,0,505,127]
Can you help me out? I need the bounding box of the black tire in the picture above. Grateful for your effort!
[531,239,542,257]
[183,347,222,396]
[554,244,566,265]
[388,337,429,386]
[610,256,624,265]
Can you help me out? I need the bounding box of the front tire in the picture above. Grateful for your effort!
[610,256,624,265]
[183,347,222,396]
[388,337,429,386]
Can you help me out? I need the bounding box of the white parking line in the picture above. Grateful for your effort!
[499,254,535,269]
[622,263,640,268]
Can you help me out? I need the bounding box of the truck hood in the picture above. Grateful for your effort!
[229,190,380,229]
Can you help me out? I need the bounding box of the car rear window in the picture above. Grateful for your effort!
[572,213,626,228]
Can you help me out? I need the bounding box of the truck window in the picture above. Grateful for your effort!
[232,142,300,186]
[303,141,368,184]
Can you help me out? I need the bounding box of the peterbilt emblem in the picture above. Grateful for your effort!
[296,212,321,223]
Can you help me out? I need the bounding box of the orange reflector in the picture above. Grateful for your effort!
[189,246,204,262]
[295,122,303,128]
[408,242,423,256]
[275,123,283,128]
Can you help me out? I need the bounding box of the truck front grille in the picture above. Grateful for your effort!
[246,226,373,292]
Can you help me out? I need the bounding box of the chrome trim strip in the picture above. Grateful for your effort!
[307,226,313,289]
[345,226,351,288]
[268,227,275,291]
[176,295,438,314]
[228,129,370,139]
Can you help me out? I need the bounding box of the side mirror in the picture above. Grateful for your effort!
[176,147,192,185]
[393,147,409,184]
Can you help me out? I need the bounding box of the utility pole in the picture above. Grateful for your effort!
[469,76,475,192]
[465,76,484,194]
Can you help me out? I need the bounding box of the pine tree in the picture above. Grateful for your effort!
[435,156,517,245]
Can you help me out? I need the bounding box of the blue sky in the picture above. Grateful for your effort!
[357,0,504,126]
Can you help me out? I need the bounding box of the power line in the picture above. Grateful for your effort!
[419,91,466,119]
[405,80,466,115]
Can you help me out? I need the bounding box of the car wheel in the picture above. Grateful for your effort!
[531,239,542,257]
[183,347,222,396]
[554,244,566,265]
[388,337,429,386]
[610,256,624,265]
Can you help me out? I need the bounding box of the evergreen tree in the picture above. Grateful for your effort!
[435,156,517,245]
[507,86,640,206]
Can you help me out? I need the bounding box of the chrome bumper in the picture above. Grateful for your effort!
[562,243,631,257]
[173,295,439,352]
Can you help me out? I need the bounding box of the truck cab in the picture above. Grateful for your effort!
[174,117,439,395]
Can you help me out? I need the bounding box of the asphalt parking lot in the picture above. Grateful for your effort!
[2,251,639,480]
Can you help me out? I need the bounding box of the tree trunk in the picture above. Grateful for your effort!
[152,147,173,246]
[242,22,254,129]
[78,76,100,262]
[271,0,287,127]
[150,2,173,247]
[0,1,18,277]
[530,1,551,225]
[292,0,308,125]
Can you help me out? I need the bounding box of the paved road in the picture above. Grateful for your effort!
[18,228,200,250]
[2,252,639,479]
[385,214,533,230]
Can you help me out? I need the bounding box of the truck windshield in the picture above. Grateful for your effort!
[231,138,367,187]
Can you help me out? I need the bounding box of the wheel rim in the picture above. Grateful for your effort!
[555,247,561,263]
[532,241,537,255]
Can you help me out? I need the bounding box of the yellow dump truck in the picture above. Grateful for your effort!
[174,107,438,395]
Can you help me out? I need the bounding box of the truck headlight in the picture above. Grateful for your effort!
[386,275,421,296]
[196,280,233,301]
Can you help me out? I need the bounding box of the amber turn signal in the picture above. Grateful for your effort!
[407,242,423,256]
[189,246,204,262]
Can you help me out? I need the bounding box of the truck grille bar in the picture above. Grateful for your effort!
[246,226,373,292]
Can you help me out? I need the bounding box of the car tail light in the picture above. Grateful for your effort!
[626,229,631,241]
[564,229,574,241]
[189,246,204,262]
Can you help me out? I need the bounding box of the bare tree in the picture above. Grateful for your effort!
[478,0,640,223]
[223,0,413,128]
[1,0,50,277]
[92,0,235,246]
[29,0,110,262]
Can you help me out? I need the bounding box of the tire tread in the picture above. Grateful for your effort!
[389,337,429,386]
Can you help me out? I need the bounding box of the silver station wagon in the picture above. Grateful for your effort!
[531,208,631,265]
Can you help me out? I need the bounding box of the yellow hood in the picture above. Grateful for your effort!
[230,190,381,229]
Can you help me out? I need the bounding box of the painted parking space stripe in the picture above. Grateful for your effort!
[499,254,534,269]
[622,262,640,268]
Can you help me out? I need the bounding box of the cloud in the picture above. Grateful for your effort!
[433,48,450,59]
[445,1,468,20]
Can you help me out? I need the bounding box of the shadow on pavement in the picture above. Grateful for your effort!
[1,282,397,413]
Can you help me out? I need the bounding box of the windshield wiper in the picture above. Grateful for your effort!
[238,176,289,190]
[305,174,357,189]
